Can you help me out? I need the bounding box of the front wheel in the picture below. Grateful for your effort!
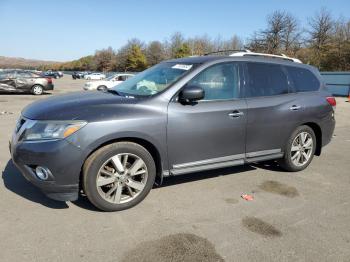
[97,85,107,91]
[31,85,43,95]
[82,142,156,211]
[279,125,316,172]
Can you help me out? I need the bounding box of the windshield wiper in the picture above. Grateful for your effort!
[106,89,122,96]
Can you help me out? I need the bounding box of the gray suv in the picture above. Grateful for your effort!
[10,55,336,211]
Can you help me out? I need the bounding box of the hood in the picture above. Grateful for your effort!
[22,91,138,121]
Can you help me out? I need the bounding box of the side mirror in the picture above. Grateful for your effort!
[179,85,205,103]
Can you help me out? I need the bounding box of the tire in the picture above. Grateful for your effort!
[97,85,107,91]
[31,85,43,95]
[83,142,156,211]
[279,125,316,172]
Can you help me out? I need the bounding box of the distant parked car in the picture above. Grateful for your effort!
[43,71,61,79]
[72,72,80,79]
[84,72,106,80]
[83,73,134,90]
[0,70,54,95]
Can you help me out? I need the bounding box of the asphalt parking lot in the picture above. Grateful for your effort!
[0,75,349,262]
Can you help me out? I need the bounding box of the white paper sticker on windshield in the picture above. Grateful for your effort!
[172,64,193,70]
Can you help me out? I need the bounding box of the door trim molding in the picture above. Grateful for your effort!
[246,149,281,158]
[169,149,283,176]
[173,154,245,169]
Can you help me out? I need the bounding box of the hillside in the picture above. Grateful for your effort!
[0,56,60,69]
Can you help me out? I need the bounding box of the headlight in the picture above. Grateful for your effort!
[20,121,87,141]
[85,83,91,87]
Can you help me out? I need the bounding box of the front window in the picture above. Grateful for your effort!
[114,62,197,96]
[187,62,240,100]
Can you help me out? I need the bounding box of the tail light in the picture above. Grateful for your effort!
[326,97,336,107]
[47,77,52,84]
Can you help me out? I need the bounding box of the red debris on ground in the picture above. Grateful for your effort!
[241,194,254,201]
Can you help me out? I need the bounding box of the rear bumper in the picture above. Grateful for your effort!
[320,111,335,149]
[10,138,83,201]
[44,83,54,91]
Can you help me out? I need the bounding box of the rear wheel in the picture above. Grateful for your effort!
[83,142,156,211]
[279,125,316,172]
[31,85,43,95]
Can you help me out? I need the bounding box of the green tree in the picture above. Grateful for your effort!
[173,43,191,58]
[125,44,147,71]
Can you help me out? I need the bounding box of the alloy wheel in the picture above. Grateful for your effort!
[290,132,313,167]
[96,153,148,204]
[32,85,43,95]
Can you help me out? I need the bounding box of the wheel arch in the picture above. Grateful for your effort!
[302,122,322,156]
[80,136,164,187]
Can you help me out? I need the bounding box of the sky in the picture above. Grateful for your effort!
[0,0,349,61]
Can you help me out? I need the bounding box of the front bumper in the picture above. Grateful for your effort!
[10,137,83,201]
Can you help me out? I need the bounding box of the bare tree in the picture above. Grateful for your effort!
[307,8,334,67]
[187,35,214,55]
[282,13,301,54]
[93,47,116,72]
[146,41,166,66]
[246,11,301,55]
[264,11,286,53]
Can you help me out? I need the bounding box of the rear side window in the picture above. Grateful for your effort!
[286,66,320,92]
[245,63,289,97]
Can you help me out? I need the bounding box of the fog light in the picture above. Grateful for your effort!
[35,166,51,180]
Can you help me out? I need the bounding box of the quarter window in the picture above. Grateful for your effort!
[187,63,239,100]
[286,66,320,92]
[245,63,289,97]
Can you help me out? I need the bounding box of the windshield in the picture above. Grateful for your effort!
[114,62,197,96]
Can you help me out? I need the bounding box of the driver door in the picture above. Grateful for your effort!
[167,62,247,175]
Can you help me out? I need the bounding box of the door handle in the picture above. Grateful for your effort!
[228,111,244,118]
[290,105,301,111]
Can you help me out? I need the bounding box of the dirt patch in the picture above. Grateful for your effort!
[242,217,282,237]
[225,198,239,204]
[259,180,299,198]
[121,233,224,262]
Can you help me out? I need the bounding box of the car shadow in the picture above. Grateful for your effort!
[249,160,286,172]
[1,160,69,209]
[1,159,281,212]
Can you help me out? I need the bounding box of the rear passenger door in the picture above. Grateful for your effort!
[243,62,302,159]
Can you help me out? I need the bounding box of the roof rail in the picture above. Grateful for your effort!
[230,50,302,63]
[203,49,251,56]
